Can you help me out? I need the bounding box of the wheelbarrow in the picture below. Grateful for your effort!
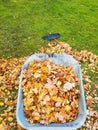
[16,34,87,130]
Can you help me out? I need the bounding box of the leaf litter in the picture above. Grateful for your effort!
[22,59,80,125]
[0,41,98,129]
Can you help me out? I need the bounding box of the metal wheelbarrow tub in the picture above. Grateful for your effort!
[16,54,87,130]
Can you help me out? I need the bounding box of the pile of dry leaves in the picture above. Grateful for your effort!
[0,41,98,129]
[22,59,80,125]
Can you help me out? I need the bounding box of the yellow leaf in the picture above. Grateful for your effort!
[0,117,3,121]
[49,114,56,122]
[1,86,5,91]
[0,124,5,130]
[33,116,40,121]
[0,76,3,82]
[32,88,38,94]
[29,120,34,124]
[22,79,27,84]
[8,117,13,122]
[66,99,69,104]
[46,106,51,114]
[56,81,62,86]
[65,105,71,111]
[29,106,36,110]
[51,96,57,101]
[26,100,31,106]
[34,73,41,78]
[39,92,46,99]
[0,102,4,107]
[57,97,63,102]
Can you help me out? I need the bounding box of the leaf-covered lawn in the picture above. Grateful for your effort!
[0,42,98,130]
[0,0,98,129]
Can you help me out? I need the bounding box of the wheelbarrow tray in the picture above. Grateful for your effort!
[16,54,87,130]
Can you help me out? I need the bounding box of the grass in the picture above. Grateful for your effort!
[0,0,98,58]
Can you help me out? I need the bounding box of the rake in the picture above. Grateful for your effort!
[42,33,67,49]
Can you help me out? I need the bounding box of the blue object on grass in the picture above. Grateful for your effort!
[42,33,60,41]
[16,54,87,130]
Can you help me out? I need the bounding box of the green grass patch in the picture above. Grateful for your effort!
[0,0,98,58]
